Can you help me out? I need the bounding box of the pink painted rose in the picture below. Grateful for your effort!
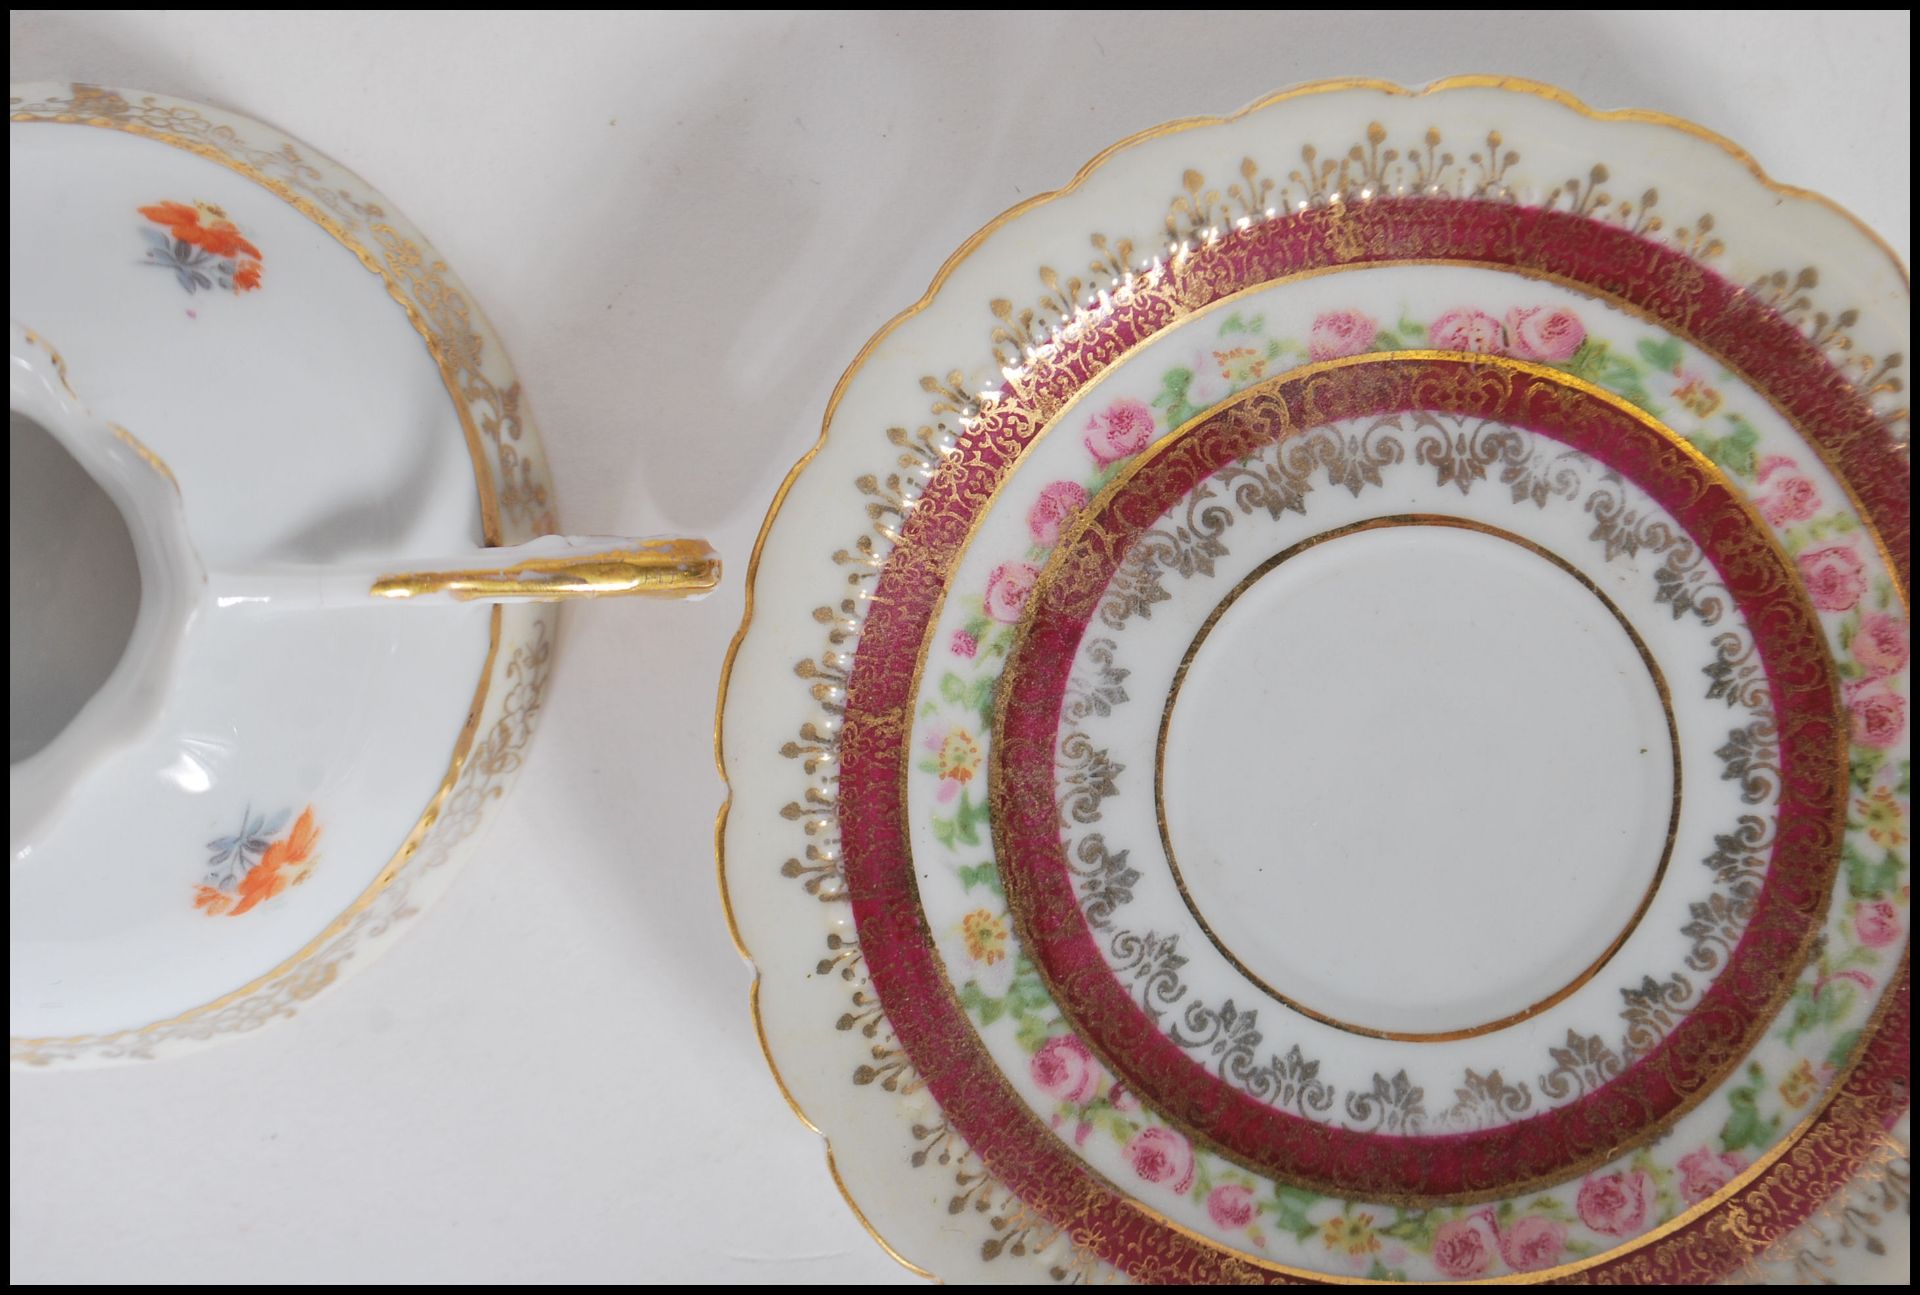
[1029,1034,1098,1103]
[1676,1147,1748,1204]
[1125,1127,1194,1194]
[1504,306,1587,362]
[950,629,977,658]
[1027,480,1089,546]
[1499,1216,1568,1273]
[1307,309,1378,361]
[1430,1217,1496,1279]
[1576,1170,1652,1237]
[984,561,1040,623]
[1429,308,1505,354]
[1756,471,1821,527]
[1798,545,1868,612]
[1206,1184,1258,1230]
[1083,397,1155,466]
[1845,678,1907,750]
[1852,611,1910,678]
[1854,899,1902,948]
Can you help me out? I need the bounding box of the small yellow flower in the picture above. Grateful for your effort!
[1213,346,1268,385]
[961,909,1008,966]
[937,728,983,786]
[1856,787,1907,848]
[1321,1212,1381,1258]
[1779,1058,1817,1109]
[1674,374,1723,418]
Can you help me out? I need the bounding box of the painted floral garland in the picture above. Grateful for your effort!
[907,306,1904,1275]
[755,109,1910,1281]
[1048,414,1767,1123]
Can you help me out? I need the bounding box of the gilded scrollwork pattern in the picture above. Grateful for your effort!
[745,99,1907,1281]
[1728,1135,1911,1284]
[8,85,560,1065]
[9,84,558,541]
[12,614,553,1065]
[1048,410,1777,1136]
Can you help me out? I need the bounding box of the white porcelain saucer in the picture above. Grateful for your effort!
[719,78,1910,1284]
[9,83,561,1065]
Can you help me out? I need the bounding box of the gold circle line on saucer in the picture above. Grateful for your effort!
[8,86,525,1057]
[985,353,1838,1216]
[714,76,1905,1282]
[1153,513,1682,1044]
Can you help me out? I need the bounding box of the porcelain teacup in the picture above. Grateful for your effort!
[9,321,718,862]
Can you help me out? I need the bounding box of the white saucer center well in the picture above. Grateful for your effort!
[1158,519,1675,1040]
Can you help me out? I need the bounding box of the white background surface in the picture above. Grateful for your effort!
[8,10,1911,1285]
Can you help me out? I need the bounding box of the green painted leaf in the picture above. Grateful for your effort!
[1267,1185,1320,1240]
[1827,1028,1862,1069]
[1381,1213,1437,1248]
[1007,975,1054,1016]
[1719,1065,1781,1152]
[1706,415,1761,478]
[1850,747,1888,794]
[958,983,1004,1026]
[1845,845,1902,898]
[1595,356,1659,413]
[1152,367,1202,431]
[1013,1016,1052,1052]
[957,861,1000,892]
[1637,336,1684,371]
[1564,338,1607,380]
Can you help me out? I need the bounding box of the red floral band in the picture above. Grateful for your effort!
[993,355,1842,1201]
[836,198,1909,1281]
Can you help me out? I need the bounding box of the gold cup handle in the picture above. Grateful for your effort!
[371,536,721,603]
[212,536,721,610]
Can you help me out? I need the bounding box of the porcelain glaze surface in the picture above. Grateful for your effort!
[8,83,559,1064]
[719,79,1910,1283]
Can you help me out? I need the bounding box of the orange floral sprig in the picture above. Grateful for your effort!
[195,806,320,917]
[138,200,264,295]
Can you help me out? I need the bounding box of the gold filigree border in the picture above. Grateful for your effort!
[8,84,556,1062]
[983,354,1839,1218]
[1152,513,1682,1045]
[717,77,1909,1283]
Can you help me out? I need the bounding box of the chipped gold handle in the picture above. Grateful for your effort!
[212,536,721,610]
